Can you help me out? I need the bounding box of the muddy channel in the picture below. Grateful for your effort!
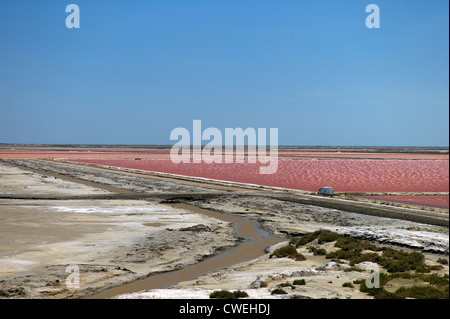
[90,203,284,298]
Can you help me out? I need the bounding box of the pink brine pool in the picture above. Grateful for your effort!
[62,158,449,209]
[69,159,449,194]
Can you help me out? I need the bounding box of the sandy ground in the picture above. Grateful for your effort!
[0,164,111,197]
[0,160,448,299]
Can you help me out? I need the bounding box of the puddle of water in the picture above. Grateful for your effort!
[89,203,283,299]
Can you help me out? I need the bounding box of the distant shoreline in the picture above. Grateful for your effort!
[0,144,448,154]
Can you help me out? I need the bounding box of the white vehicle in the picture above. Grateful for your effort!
[318,187,334,196]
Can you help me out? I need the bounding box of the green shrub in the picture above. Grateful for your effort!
[327,244,432,274]
[342,282,354,288]
[308,246,327,256]
[293,279,306,286]
[380,248,427,273]
[271,288,288,295]
[354,273,449,299]
[209,290,249,299]
[437,258,448,265]
[426,265,444,271]
[326,249,357,261]
[349,252,382,266]
[390,285,449,299]
[317,230,341,244]
[293,230,342,247]
[270,245,306,261]
[232,290,249,298]
[334,236,379,252]
[277,282,295,289]
[357,272,449,299]
[372,289,398,299]
[209,290,234,299]
[420,273,449,286]
[293,232,321,247]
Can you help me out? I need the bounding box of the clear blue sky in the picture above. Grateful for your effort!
[0,0,448,146]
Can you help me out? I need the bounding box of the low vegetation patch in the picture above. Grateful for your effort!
[289,230,449,299]
[270,245,306,261]
[308,246,327,256]
[390,285,448,299]
[437,258,449,265]
[209,290,249,299]
[271,288,288,295]
[292,230,441,273]
[342,282,355,288]
[293,279,306,286]
[355,272,449,299]
[387,273,449,287]
[291,230,340,247]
